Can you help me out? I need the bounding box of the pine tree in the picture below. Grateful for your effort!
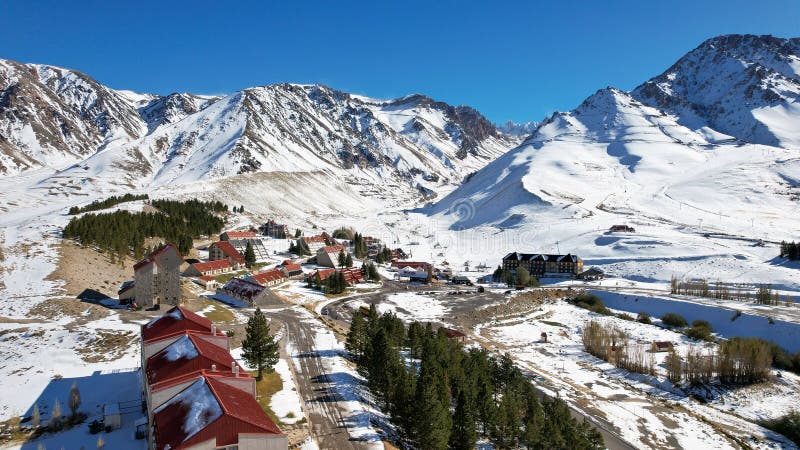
[450,390,476,450]
[244,241,256,268]
[69,382,81,417]
[295,229,302,238]
[345,253,353,267]
[241,308,279,380]
[346,312,367,359]
[338,250,347,268]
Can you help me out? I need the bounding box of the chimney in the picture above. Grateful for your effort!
[211,364,217,372]
[211,324,216,335]
[232,363,239,377]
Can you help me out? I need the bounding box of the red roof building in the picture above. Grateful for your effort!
[152,376,285,449]
[278,260,304,278]
[220,230,258,240]
[306,267,363,286]
[217,277,271,305]
[209,241,245,266]
[184,259,234,277]
[142,306,212,344]
[146,333,244,386]
[250,269,287,287]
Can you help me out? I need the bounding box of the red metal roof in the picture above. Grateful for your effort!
[142,306,212,343]
[223,230,257,239]
[190,259,233,274]
[321,244,345,254]
[146,333,243,385]
[134,243,181,271]
[210,241,245,264]
[152,376,282,449]
[442,328,466,339]
[150,368,253,394]
[251,269,286,286]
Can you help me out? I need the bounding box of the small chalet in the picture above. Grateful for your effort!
[391,248,408,260]
[184,259,234,277]
[578,267,605,281]
[317,244,347,268]
[442,328,467,343]
[651,341,674,352]
[217,277,272,305]
[208,241,245,268]
[133,243,182,308]
[540,332,548,343]
[277,260,304,278]
[249,269,288,287]
[609,225,635,233]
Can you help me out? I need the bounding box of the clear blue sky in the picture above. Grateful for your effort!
[2,0,798,123]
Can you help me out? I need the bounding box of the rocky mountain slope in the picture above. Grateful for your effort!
[426,35,800,243]
[633,34,800,149]
[0,60,519,206]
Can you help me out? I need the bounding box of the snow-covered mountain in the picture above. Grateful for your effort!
[426,35,800,244]
[0,59,519,205]
[633,34,800,149]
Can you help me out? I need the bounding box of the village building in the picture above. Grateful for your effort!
[578,267,605,281]
[249,269,288,287]
[151,376,286,450]
[306,267,364,286]
[316,244,347,268]
[194,275,218,291]
[140,307,286,450]
[277,259,304,278]
[217,277,273,305]
[133,243,183,308]
[391,261,433,276]
[502,252,584,278]
[390,248,408,260]
[228,238,270,261]
[208,241,245,268]
[118,280,136,305]
[301,232,333,254]
[451,275,472,286]
[651,341,674,352]
[609,224,636,233]
[261,220,289,239]
[184,259,234,277]
[441,328,467,343]
[220,230,258,241]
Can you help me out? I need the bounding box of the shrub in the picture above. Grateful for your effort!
[686,319,714,341]
[661,313,688,328]
[568,293,611,315]
[636,312,652,324]
[760,411,800,446]
[616,313,634,321]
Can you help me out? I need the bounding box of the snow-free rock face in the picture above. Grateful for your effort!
[427,35,800,240]
[632,34,800,148]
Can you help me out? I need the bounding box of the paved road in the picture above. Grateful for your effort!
[266,304,361,450]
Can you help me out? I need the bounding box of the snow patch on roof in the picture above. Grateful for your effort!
[163,334,199,361]
[155,378,222,444]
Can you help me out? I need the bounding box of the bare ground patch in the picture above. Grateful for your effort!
[46,240,135,298]
[74,329,137,363]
